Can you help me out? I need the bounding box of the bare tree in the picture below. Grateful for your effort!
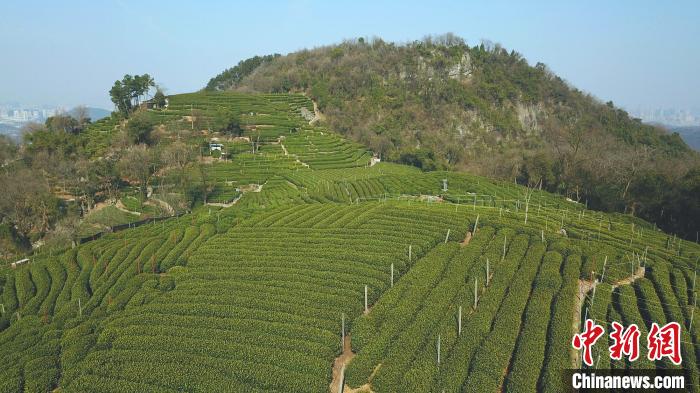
[619,145,654,200]
[73,106,91,125]
[161,141,195,190]
[0,168,57,238]
[196,162,214,204]
[118,145,155,199]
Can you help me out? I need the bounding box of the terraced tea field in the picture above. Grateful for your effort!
[0,92,698,392]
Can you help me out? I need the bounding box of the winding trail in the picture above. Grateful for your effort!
[572,278,597,366]
[310,99,324,125]
[611,266,645,288]
[147,196,175,215]
[330,334,376,393]
[113,200,142,216]
[571,266,645,367]
[205,194,243,208]
[204,183,265,207]
[330,335,356,393]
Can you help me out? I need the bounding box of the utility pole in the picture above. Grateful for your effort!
[390,263,394,287]
[560,211,564,231]
[600,256,608,283]
[364,285,368,313]
[689,293,696,331]
[338,365,345,393]
[524,186,533,225]
[458,306,462,336]
[341,313,345,347]
[486,258,490,286]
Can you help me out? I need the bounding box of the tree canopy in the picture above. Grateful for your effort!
[109,74,156,116]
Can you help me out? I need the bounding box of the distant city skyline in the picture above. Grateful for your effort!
[0,107,60,124]
[1,1,698,115]
[0,103,112,132]
[0,103,63,127]
[630,107,700,127]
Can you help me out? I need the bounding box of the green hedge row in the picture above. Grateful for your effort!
[504,250,563,392]
[345,244,461,386]
[539,253,582,392]
[646,263,699,389]
[436,229,526,392]
[462,241,547,392]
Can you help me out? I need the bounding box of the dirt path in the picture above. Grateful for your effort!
[461,231,473,247]
[91,200,111,212]
[571,266,645,367]
[330,334,376,393]
[330,335,355,393]
[205,183,264,207]
[310,100,325,125]
[205,194,243,208]
[612,266,645,288]
[114,200,142,216]
[572,279,596,367]
[239,183,263,193]
[147,196,175,215]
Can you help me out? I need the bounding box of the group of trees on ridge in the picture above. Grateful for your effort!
[109,74,166,116]
[207,34,699,239]
[0,76,217,258]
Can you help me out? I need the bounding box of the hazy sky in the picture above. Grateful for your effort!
[1,0,698,111]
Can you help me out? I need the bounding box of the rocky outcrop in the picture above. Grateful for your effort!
[448,52,473,80]
[515,102,544,135]
[399,51,472,81]
[300,107,314,122]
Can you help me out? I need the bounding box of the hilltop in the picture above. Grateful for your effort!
[207,35,699,239]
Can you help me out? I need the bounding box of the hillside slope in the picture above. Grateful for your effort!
[207,35,699,239]
[0,91,698,392]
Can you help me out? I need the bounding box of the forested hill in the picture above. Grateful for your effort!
[206,34,699,239]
